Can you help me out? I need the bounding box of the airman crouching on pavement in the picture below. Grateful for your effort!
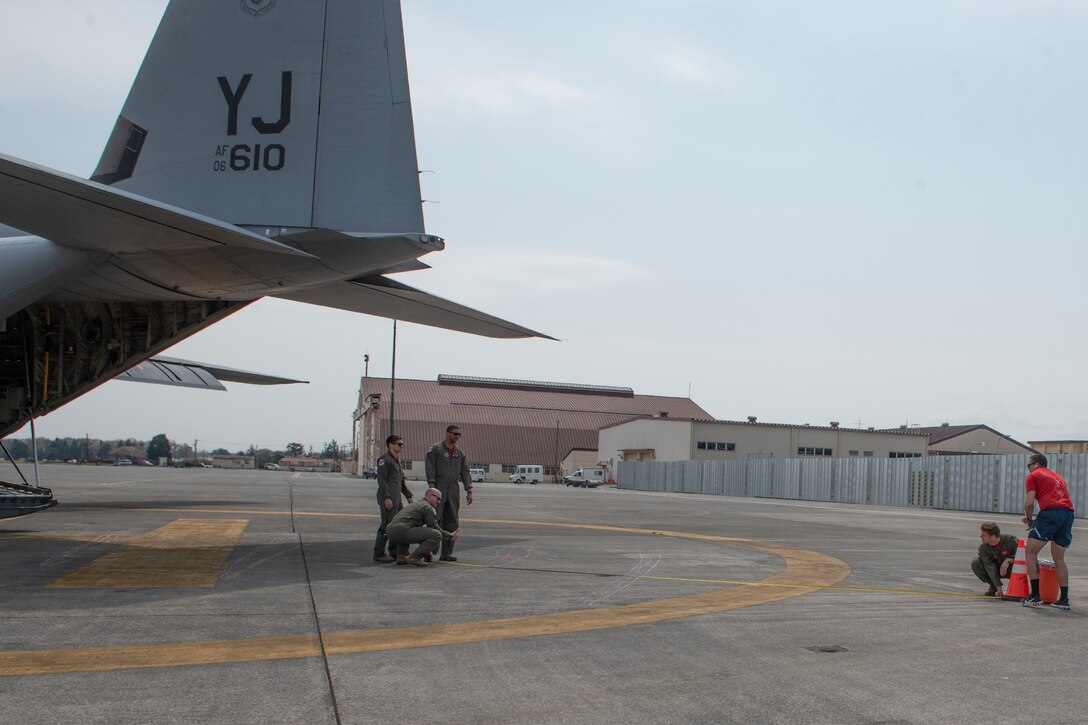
[971,521,1018,597]
[385,487,459,567]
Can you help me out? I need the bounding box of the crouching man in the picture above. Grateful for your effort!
[971,521,1018,597]
[386,487,459,567]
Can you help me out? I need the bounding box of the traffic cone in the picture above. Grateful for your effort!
[1002,538,1029,601]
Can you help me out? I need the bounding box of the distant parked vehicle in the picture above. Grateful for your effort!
[470,468,486,483]
[510,465,543,484]
[564,468,605,488]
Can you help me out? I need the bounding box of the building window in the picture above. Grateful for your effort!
[797,447,832,456]
[698,441,735,452]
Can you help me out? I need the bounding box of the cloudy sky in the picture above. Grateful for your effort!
[2,0,1086,452]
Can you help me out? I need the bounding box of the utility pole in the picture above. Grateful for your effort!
[389,320,397,436]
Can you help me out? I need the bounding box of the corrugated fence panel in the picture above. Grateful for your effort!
[747,459,774,498]
[617,454,1087,516]
[802,458,833,501]
[1052,454,1088,515]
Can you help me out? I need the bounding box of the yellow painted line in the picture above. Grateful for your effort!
[442,561,988,599]
[0,524,848,676]
[45,520,248,589]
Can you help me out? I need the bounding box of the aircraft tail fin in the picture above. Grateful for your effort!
[93,0,424,234]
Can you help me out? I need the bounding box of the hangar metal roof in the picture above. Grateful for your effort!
[357,376,711,467]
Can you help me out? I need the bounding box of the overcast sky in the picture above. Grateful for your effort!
[2,0,1086,452]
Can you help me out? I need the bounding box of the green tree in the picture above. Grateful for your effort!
[147,434,172,462]
[285,442,305,456]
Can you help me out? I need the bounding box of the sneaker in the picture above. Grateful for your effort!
[405,557,428,567]
[439,555,458,562]
[1050,599,1071,611]
[372,554,394,563]
[1022,596,1045,608]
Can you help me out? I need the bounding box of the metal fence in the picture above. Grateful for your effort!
[617,454,1087,515]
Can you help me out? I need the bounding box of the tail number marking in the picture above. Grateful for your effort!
[213,72,291,172]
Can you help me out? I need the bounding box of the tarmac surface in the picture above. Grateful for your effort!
[0,465,1085,724]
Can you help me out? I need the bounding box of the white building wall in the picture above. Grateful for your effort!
[599,419,693,465]
[603,419,928,463]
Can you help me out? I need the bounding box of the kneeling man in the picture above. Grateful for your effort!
[971,521,1018,597]
[386,487,459,567]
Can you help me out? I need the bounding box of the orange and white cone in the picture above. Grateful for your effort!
[1003,538,1029,601]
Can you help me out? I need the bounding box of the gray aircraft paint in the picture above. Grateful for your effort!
[0,0,547,441]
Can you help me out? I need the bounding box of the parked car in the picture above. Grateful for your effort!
[264,463,280,470]
[362,467,377,478]
[470,468,486,483]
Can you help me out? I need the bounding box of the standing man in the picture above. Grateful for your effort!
[1021,454,1074,610]
[971,522,1019,597]
[425,424,473,561]
[386,487,459,566]
[373,434,413,563]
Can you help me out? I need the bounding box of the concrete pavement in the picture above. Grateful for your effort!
[1,465,1084,724]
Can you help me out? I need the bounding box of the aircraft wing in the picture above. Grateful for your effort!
[0,153,311,257]
[114,356,308,391]
[276,275,556,340]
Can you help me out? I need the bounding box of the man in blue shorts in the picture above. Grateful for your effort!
[1021,454,1074,610]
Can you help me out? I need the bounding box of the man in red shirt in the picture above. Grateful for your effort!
[1021,454,1075,610]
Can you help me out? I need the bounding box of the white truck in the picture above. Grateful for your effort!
[510,464,543,484]
[564,468,605,488]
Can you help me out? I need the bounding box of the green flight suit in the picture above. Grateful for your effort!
[971,533,1019,590]
[385,499,454,559]
[424,442,471,556]
[374,451,413,557]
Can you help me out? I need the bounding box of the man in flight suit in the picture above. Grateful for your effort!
[386,487,459,566]
[424,424,473,561]
[970,521,1018,597]
[373,435,413,563]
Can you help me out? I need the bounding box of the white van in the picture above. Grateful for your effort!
[510,464,543,484]
[470,468,486,483]
[564,468,605,488]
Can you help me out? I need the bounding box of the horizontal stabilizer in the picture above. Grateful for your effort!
[0,153,311,257]
[277,276,555,340]
[115,356,308,390]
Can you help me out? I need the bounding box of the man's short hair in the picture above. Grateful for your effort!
[1029,453,1048,468]
[980,522,1001,537]
[386,435,401,446]
[445,425,460,433]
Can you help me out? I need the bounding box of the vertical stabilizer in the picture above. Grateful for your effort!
[94,0,424,234]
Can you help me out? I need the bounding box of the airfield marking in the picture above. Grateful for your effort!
[45,519,248,589]
[0,520,849,676]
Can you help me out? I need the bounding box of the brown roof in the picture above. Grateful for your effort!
[359,376,711,466]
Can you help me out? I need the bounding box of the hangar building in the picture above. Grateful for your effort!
[599,417,930,465]
[352,374,712,481]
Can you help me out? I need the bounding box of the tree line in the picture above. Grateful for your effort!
[2,436,350,469]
